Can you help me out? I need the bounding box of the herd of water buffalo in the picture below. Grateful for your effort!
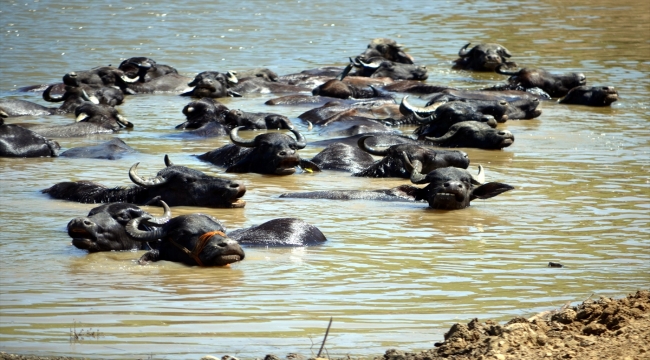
[0,38,619,267]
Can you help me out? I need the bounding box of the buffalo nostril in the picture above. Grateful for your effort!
[83,220,93,227]
[443,182,451,187]
[229,182,241,188]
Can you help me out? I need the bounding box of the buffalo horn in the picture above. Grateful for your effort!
[335,63,353,81]
[81,89,100,105]
[75,112,89,122]
[142,200,173,225]
[164,154,174,167]
[229,126,257,148]
[458,43,472,57]
[401,151,428,184]
[129,162,167,187]
[470,165,485,185]
[226,71,238,84]
[42,85,64,102]
[126,215,166,241]
[424,126,461,145]
[358,58,381,69]
[399,96,443,117]
[496,64,519,76]
[116,114,133,128]
[357,135,388,156]
[120,74,139,83]
[290,128,307,149]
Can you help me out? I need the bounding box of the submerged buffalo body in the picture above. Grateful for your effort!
[26,102,132,138]
[59,138,135,160]
[494,65,587,98]
[0,117,60,157]
[182,71,239,98]
[228,218,327,247]
[453,43,516,71]
[42,156,246,208]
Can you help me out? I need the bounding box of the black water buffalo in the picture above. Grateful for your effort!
[356,38,415,64]
[126,211,245,266]
[174,98,231,137]
[59,138,135,160]
[350,57,428,80]
[198,127,320,175]
[46,71,125,108]
[418,121,515,150]
[401,96,505,137]
[281,161,513,210]
[223,109,294,130]
[311,79,385,99]
[453,43,516,71]
[230,76,313,94]
[118,57,179,82]
[402,156,514,209]
[493,65,587,97]
[26,102,132,138]
[229,68,279,82]
[316,117,397,137]
[423,89,543,120]
[558,86,619,106]
[229,218,327,247]
[181,71,240,98]
[0,116,60,157]
[67,201,170,252]
[42,155,247,208]
[353,135,470,178]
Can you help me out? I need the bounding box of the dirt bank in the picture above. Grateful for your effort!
[2,290,648,360]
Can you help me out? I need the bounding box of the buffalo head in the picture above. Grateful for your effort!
[453,43,516,71]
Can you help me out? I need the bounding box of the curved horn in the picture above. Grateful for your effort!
[358,58,381,69]
[120,74,140,83]
[164,154,174,167]
[336,63,353,81]
[81,89,100,105]
[43,85,64,102]
[458,43,472,57]
[75,112,89,122]
[126,216,166,241]
[289,128,307,149]
[143,200,172,225]
[470,165,485,185]
[226,71,238,84]
[399,96,440,117]
[357,135,388,156]
[229,126,257,148]
[496,64,518,76]
[401,151,428,184]
[129,162,167,187]
[306,121,313,131]
[424,126,461,145]
[116,114,133,128]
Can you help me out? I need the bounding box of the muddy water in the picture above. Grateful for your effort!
[0,0,649,358]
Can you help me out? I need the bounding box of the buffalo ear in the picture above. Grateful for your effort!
[470,182,514,201]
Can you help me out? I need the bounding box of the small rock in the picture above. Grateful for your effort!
[582,322,607,335]
[552,309,577,324]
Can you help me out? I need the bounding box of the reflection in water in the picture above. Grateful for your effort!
[0,0,649,358]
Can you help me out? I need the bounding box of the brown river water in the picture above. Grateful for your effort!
[0,0,649,358]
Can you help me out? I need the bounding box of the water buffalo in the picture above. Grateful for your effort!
[0,116,60,157]
[353,135,470,178]
[59,138,136,160]
[453,43,516,71]
[42,155,247,208]
[118,57,179,82]
[350,57,428,80]
[402,156,514,209]
[26,102,132,138]
[401,96,505,137]
[229,218,327,247]
[356,38,415,64]
[45,71,125,108]
[558,86,619,106]
[173,98,231,137]
[181,71,240,98]
[223,109,294,130]
[230,76,313,94]
[494,65,587,98]
[198,127,320,175]
[424,89,543,120]
[229,68,279,82]
[418,121,515,150]
[67,201,170,252]
[311,79,385,99]
[316,117,397,137]
[127,210,245,266]
[281,161,513,210]
[298,100,401,126]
